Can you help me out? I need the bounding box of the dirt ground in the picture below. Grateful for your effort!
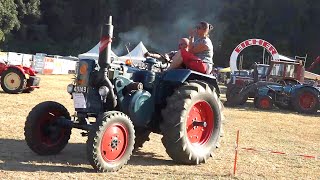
[0,75,319,180]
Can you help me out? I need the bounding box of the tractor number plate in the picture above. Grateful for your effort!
[74,86,88,93]
[73,93,86,109]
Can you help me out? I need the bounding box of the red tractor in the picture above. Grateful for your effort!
[0,60,40,94]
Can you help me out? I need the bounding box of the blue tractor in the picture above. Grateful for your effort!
[24,17,224,172]
[254,83,320,114]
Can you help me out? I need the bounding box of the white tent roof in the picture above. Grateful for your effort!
[78,42,118,61]
[278,54,296,62]
[118,41,148,63]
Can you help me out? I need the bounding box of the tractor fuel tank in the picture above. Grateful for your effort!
[132,70,156,90]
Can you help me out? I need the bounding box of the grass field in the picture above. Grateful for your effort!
[0,75,319,179]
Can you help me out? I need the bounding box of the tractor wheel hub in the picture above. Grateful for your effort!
[111,137,119,149]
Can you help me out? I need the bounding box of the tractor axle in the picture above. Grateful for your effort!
[56,117,92,131]
[193,121,207,127]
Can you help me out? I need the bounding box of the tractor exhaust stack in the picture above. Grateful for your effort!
[98,16,114,68]
[97,16,117,108]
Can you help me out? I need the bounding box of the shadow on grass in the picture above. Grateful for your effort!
[224,100,320,117]
[0,91,8,94]
[129,150,174,166]
[0,139,91,173]
[0,138,177,173]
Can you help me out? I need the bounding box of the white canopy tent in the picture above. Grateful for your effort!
[78,42,118,61]
[278,54,296,62]
[118,41,148,64]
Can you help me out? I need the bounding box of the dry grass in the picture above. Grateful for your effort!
[0,74,319,180]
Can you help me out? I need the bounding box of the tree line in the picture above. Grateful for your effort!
[0,0,319,73]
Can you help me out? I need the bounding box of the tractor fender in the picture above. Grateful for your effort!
[290,85,320,100]
[22,66,36,76]
[162,69,220,96]
[4,65,31,79]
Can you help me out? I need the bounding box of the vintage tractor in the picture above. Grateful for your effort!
[0,60,40,94]
[24,16,224,172]
[254,83,320,114]
[225,59,304,106]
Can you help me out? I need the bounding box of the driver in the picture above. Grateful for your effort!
[168,21,214,74]
[144,38,189,63]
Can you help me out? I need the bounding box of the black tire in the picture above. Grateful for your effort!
[24,101,71,155]
[133,128,150,151]
[87,111,135,172]
[291,87,319,114]
[1,68,26,94]
[226,84,247,106]
[161,81,221,164]
[254,95,273,110]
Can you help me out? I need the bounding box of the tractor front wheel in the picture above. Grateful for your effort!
[87,111,135,172]
[254,95,273,110]
[1,68,26,94]
[225,84,247,106]
[292,88,319,114]
[24,101,72,155]
[161,81,221,164]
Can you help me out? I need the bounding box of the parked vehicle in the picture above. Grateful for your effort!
[254,83,320,114]
[225,60,304,106]
[0,60,40,94]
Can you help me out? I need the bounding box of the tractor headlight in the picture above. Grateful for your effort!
[67,84,74,93]
[99,86,109,97]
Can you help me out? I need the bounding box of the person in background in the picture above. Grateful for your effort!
[168,21,214,74]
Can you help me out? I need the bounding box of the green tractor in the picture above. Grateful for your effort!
[24,16,224,172]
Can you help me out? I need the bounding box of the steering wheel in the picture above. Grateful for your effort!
[277,79,300,86]
[144,51,171,71]
[277,79,287,86]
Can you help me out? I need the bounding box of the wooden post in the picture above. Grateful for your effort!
[233,130,240,176]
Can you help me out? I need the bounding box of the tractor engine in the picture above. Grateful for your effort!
[67,57,156,128]
[67,59,105,114]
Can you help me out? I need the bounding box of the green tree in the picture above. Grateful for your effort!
[0,0,19,42]
[14,0,41,40]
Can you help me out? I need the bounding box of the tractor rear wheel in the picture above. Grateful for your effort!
[292,88,319,114]
[1,68,26,94]
[161,81,221,164]
[87,111,135,172]
[24,101,71,155]
[254,95,273,110]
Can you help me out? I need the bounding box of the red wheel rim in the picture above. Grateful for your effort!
[101,123,128,162]
[187,101,214,146]
[260,98,271,109]
[38,110,66,147]
[299,92,316,109]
